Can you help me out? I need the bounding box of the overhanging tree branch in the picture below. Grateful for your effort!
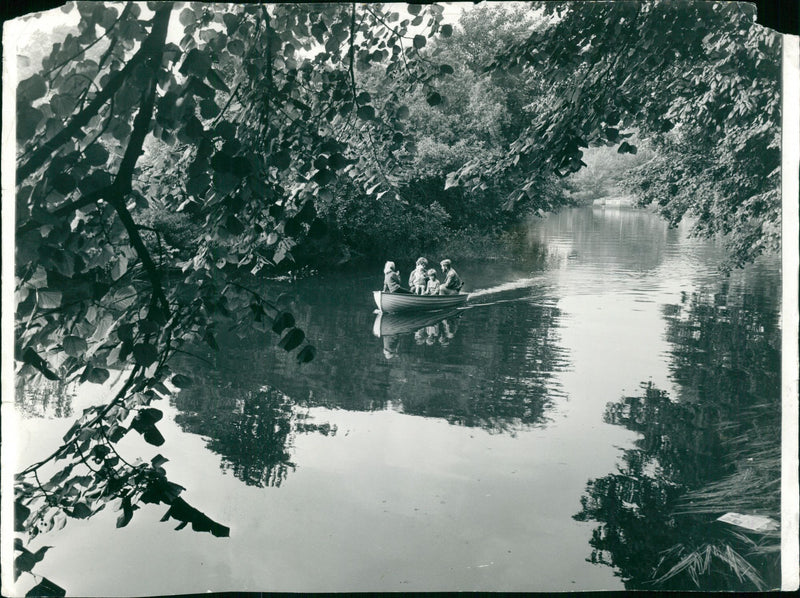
[105,5,172,317]
[17,4,171,183]
[349,3,357,99]
[263,5,274,156]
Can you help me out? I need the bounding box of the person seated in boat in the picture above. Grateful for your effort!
[438,259,463,295]
[424,269,440,295]
[382,261,409,293]
[408,257,429,294]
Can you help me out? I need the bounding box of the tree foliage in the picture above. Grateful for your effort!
[309,3,569,259]
[9,0,784,588]
[451,1,781,266]
[12,0,450,585]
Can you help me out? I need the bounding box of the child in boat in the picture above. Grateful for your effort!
[408,257,429,294]
[424,269,440,295]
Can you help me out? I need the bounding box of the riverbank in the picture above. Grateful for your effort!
[293,224,541,273]
[591,194,636,207]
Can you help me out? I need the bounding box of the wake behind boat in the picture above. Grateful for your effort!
[373,290,468,314]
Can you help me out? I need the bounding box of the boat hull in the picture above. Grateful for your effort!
[373,290,468,313]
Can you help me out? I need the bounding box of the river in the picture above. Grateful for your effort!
[13,206,782,593]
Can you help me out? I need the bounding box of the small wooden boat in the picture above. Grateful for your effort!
[372,307,462,338]
[373,290,468,314]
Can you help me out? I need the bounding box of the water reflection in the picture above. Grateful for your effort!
[169,278,568,450]
[524,206,687,271]
[174,384,336,488]
[373,309,463,358]
[16,379,75,419]
[575,277,781,591]
[13,206,786,593]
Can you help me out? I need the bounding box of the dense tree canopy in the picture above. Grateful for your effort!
[452,1,781,268]
[11,0,452,582]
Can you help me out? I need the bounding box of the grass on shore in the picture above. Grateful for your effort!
[652,401,781,591]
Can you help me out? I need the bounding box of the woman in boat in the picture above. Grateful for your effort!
[383,261,409,293]
[438,259,463,295]
[408,257,429,294]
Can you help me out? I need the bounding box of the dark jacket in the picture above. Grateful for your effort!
[441,267,462,291]
[383,270,403,292]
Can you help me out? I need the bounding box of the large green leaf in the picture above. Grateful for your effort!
[227,39,245,56]
[86,367,110,384]
[132,343,158,367]
[296,344,316,363]
[17,106,43,141]
[18,74,47,102]
[171,374,193,388]
[63,335,88,357]
[278,328,305,351]
[179,48,211,77]
[206,69,230,92]
[356,105,375,120]
[37,289,62,309]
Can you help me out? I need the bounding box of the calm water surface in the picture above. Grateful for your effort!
[16,207,782,593]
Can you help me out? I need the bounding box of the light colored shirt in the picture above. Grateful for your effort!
[409,266,427,288]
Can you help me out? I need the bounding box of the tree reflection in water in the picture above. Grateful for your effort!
[166,293,567,491]
[575,286,781,591]
[16,380,75,419]
[190,294,567,438]
[174,384,336,488]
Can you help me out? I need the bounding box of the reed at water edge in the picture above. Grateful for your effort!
[652,402,781,591]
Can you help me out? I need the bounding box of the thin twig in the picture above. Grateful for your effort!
[100,428,135,469]
[363,6,411,75]
[19,365,141,477]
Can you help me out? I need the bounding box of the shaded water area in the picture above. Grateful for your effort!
[16,206,781,593]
